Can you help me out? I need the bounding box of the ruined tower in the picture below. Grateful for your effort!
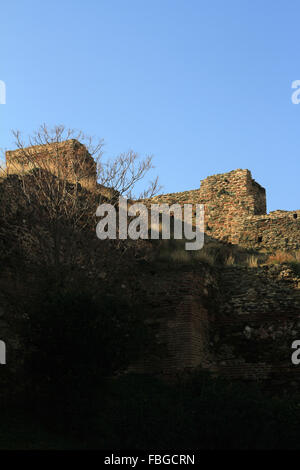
[5,139,97,190]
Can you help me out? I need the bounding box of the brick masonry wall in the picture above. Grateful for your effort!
[128,267,217,374]
[4,146,300,388]
[129,262,300,392]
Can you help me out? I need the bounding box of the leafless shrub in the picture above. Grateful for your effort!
[98,150,162,200]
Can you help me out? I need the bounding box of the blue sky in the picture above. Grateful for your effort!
[1,0,299,211]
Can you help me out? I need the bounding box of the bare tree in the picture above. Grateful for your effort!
[0,124,161,266]
[97,150,162,200]
[9,124,161,199]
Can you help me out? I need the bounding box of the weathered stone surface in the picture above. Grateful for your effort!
[145,168,300,252]
[5,139,97,190]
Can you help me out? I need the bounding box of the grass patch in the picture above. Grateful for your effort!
[152,238,266,268]
[265,250,300,276]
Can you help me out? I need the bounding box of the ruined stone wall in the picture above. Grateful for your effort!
[235,211,300,251]
[210,265,300,392]
[197,169,266,242]
[130,261,300,392]
[147,169,267,243]
[198,168,266,216]
[5,139,97,190]
[148,168,300,252]
[6,140,299,252]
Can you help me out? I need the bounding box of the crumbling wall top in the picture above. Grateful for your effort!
[5,139,97,189]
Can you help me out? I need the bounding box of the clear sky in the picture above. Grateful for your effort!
[1,0,299,211]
